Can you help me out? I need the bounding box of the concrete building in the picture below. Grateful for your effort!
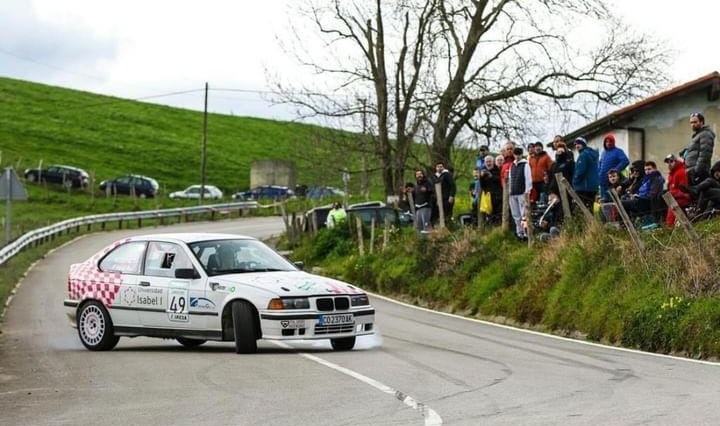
[564,72,720,168]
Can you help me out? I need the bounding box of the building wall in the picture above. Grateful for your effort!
[250,160,296,188]
[613,91,720,168]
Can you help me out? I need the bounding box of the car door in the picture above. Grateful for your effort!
[139,241,207,329]
[97,241,147,327]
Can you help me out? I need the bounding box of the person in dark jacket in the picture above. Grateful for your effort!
[547,140,574,197]
[571,137,599,211]
[680,160,720,215]
[683,112,715,184]
[479,154,503,223]
[621,161,664,223]
[411,169,434,233]
[598,133,630,202]
[432,161,457,224]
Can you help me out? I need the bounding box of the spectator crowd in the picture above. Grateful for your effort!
[405,112,718,240]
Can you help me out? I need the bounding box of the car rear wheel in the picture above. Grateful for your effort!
[330,336,356,351]
[77,301,120,351]
[176,337,207,348]
[231,301,258,354]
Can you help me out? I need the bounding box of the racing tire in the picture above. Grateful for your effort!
[26,173,37,183]
[231,301,258,354]
[77,301,120,351]
[62,179,73,189]
[176,337,207,348]
[330,336,356,351]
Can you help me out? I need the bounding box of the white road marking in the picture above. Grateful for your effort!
[273,341,443,426]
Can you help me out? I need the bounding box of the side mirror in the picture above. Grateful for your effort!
[293,261,305,270]
[175,268,199,279]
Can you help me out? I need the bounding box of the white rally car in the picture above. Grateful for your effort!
[64,233,376,353]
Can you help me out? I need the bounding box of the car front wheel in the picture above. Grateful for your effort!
[330,336,356,351]
[231,300,258,354]
[77,301,120,351]
[26,173,37,183]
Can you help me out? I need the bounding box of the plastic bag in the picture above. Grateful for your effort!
[479,191,493,214]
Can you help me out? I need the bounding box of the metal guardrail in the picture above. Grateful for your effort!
[0,201,258,266]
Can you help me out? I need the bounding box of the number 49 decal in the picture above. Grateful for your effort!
[168,288,189,314]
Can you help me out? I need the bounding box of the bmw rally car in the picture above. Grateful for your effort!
[64,233,376,353]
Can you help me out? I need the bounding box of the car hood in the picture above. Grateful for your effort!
[211,270,365,296]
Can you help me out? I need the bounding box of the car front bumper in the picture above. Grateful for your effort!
[259,308,375,340]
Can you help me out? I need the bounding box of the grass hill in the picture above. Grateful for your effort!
[0,76,385,235]
[0,76,351,194]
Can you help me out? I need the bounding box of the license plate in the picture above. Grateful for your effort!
[318,313,353,325]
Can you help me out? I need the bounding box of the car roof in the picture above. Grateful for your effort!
[52,164,87,173]
[187,184,219,189]
[126,232,256,244]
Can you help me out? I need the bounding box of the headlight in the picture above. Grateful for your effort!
[268,297,310,310]
[350,294,370,306]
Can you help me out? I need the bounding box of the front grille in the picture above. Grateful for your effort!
[316,297,350,311]
[317,298,333,311]
[334,297,349,310]
[314,324,355,335]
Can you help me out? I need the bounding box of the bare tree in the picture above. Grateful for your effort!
[272,0,670,196]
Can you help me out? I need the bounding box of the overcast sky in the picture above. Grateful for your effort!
[1,0,719,127]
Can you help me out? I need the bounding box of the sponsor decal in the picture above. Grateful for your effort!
[169,313,189,322]
[295,281,317,291]
[190,297,216,310]
[280,319,305,329]
[122,287,137,305]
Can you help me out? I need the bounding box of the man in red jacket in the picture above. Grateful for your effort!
[664,154,690,227]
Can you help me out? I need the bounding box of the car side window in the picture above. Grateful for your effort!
[99,242,146,274]
[144,241,193,278]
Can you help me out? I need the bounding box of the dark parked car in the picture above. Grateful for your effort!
[304,201,409,231]
[232,185,294,201]
[99,174,159,198]
[24,164,89,188]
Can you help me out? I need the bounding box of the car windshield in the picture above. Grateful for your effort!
[188,239,297,276]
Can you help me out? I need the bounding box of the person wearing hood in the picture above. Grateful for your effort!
[597,133,629,202]
[621,161,665,224]
[571,137,599,210]
[683,112,715,184]
[664,154,690,227]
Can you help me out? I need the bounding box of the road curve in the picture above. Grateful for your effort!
[2,217,720,426]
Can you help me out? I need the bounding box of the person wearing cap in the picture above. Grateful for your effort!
[508,147,532,241]
[529,141,553,205]
[475,145,489,170]
[571,137,599,210]
[683,112,715,184]
[663,154,690,226]
[597,133,629,203]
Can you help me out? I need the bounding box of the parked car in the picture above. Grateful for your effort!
[169,185,223,200]
[99,174,159,198]
[24,164,89,188]
[232,185,294,201]
[347,203,403,228]
[64,233,376,353]
[305,186,345,200]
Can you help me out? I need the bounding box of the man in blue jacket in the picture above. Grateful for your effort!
[598,133,629,202]
[572,137,599,210]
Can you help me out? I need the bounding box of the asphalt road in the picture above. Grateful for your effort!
[2,217,720,426]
